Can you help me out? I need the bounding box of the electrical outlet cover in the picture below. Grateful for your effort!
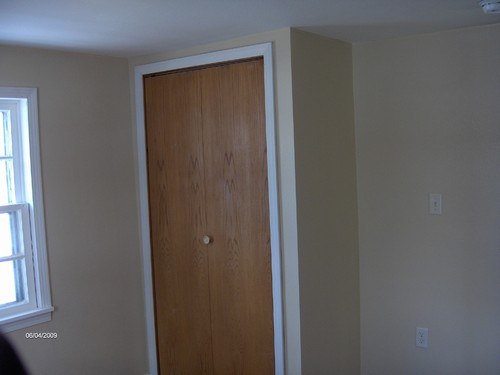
[416,327,428,348]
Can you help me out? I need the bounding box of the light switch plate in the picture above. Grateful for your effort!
[429,193,442,215]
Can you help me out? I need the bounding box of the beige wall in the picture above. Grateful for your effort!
[291,29,360,374]
[129,28,303,374]
[5,22,497,375]
[0,45,147,374]
[354,24,500,374]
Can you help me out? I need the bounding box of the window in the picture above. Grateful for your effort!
[0,87,52,332]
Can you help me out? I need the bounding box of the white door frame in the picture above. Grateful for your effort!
[134,43,284,375]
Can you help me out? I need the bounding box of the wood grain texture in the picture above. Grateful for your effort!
[200,59,274,375]
[144,58,274,375]
[145,71,214,375]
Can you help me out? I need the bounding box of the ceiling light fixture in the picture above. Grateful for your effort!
[478,0,500,14]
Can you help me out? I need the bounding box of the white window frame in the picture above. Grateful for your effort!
[0,87,53,332]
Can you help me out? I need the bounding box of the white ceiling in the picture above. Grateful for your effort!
[0,0,499,58]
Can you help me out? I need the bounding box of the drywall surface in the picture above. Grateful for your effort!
[130,28,303,375]
[291,29,360,374]
[354,24,500,374]
[0,45,147,374]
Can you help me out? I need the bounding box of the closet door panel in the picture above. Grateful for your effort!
[144,71,214,375]
[145,58,275,375]
[200,59,275,374]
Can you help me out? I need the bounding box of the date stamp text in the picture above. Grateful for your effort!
[25,332,58,339]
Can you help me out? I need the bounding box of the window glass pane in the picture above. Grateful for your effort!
[0,211,21,257]
[0,159,16,204]
[0,112,4,156]
[0,111,12,157]
[0,259,25,306]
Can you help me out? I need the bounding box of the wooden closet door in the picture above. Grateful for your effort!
[200,60,275,374]
[144,70,214,374]
[144,58,275,375]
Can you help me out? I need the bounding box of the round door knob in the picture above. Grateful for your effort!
[202,235,212,245]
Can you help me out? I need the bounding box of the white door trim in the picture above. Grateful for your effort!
[134,43,284,375]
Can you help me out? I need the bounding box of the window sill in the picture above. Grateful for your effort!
[0,306,54,333]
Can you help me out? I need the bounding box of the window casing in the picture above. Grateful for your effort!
[0,87,53,332]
